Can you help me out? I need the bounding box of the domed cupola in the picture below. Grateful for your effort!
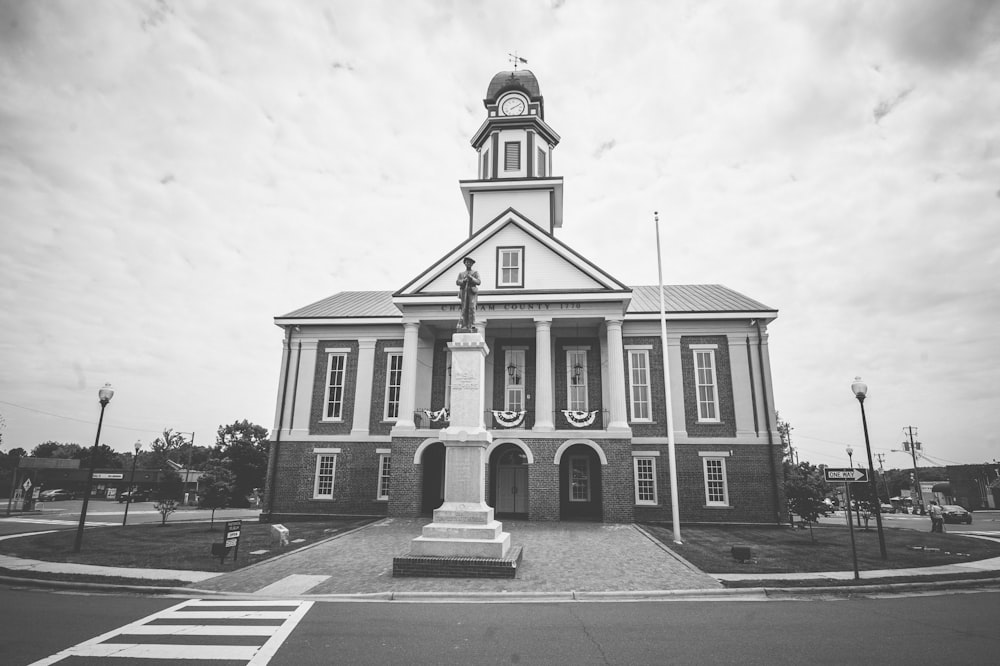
[485,70,545,119]
[461,69,564,237]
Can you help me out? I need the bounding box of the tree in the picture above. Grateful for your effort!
[198,463,235,530]
[154,499,177,526]
[31,441,83,458]
[783,460,832,542]
[76,443,124,468]
[776,412,794,464]
[148,429,187,470]
[213,420,269,507]
[0,447,25,492]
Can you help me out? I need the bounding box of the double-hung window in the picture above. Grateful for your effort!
[568,455,591,502]
[383,350,404,421]
[504,348,526,412]
[626,347,652,422]
[322,350,350,421]
[701,452,729,506]
[566,348,588,411]
[497,247,523,287]
[692,345,720,422]
[376,450,391,500]
[633,453,659,505]
[313,448,340,499]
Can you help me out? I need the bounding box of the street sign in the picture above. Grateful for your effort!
[825,467,869,483]
[22,479,32,491]
[214,519,243,564]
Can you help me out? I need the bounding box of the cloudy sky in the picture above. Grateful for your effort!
[1,0,998,472]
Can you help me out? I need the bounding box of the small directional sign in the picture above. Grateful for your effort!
[825,467,869,483]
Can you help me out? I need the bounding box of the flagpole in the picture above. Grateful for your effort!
[656,211,682,544]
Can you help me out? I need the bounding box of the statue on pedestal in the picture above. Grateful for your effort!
[456,256,480,332]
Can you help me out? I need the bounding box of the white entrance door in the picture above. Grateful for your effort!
[497,465,528,514]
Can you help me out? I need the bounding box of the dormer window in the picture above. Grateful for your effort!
[497,247,524,288]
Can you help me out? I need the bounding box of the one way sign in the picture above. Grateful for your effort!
[825,467,869,483]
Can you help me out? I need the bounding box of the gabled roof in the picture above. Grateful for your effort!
[276,285,775,322]
[394,208,630,299]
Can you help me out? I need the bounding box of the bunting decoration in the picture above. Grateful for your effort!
[562,410,597,428]
[492,410,526,428]
[423,408,449,423]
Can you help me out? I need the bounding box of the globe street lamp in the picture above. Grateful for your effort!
[851,377,888,560]
[74,383,114,552]
[122,440,141,527]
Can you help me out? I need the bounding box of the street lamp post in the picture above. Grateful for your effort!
[122,440,141,527]
[74,383,114,552]
[852,377,888,560]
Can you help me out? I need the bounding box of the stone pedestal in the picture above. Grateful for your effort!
[394,332,519,577]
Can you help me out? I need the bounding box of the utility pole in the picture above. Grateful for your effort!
[904,426,923,515]
[876,453,892,503]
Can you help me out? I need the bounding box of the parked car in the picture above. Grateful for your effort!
[879,502,895,513]
[941,505,972,524]
[117,489,151,503]
[38,488,74,501]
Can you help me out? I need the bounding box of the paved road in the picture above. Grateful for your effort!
[4,588,999,665]
[818,509,1000,534]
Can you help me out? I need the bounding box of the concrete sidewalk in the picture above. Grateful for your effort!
[2,518,999,597]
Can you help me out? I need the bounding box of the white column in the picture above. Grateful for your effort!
[605,318,629,432]
[394,320,420,431]
[290,340,318,438]
[351,338,377,437]
[533,317,554,431]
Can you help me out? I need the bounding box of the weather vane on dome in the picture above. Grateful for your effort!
[508,51,528,70]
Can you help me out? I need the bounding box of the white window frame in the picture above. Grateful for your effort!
[568,454,591,502]
[565,347,589,411]
[376,449,391,501]
[497,247,523,287]
[692,345,720,423]
[504,348,526,412]
[322,349,350,422]
[626,346,652,422]
[700,451,730,506]
[383,349,404,421]
[312,448,341,499]
[633,453,659,505]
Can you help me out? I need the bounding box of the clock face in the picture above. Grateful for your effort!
[501,96,526,116]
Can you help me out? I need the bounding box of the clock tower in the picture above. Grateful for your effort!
[460,70,564,236]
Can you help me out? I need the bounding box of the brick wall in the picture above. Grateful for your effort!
[269,439,387,519]
[679,335,736,438]
[369,338,404,436]
[622,337,666,438]
[554,337,603,430]
[309,340,359,436]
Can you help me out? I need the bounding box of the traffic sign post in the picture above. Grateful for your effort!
[213,519,243,564]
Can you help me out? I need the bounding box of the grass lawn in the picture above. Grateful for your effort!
[642,523,1000,575]
[0,518,375,573]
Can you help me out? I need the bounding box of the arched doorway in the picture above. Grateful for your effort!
[559,443,602,521]
[421,442,446,514]
[490,444,529,518]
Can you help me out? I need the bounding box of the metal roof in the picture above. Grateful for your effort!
[626,285,775,315]
[278,284,774,321]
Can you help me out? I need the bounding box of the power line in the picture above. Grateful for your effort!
[0,399,180,436]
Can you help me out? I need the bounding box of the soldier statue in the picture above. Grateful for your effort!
[456,256,480,332]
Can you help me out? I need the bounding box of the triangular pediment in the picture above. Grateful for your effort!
[394,209,630,304]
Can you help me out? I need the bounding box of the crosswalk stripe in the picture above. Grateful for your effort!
[28,598,313,665]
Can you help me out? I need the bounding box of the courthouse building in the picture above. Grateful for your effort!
[261,69,784,525]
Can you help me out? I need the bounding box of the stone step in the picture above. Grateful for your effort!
[409,532,512,558]
[421,520,504,541]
